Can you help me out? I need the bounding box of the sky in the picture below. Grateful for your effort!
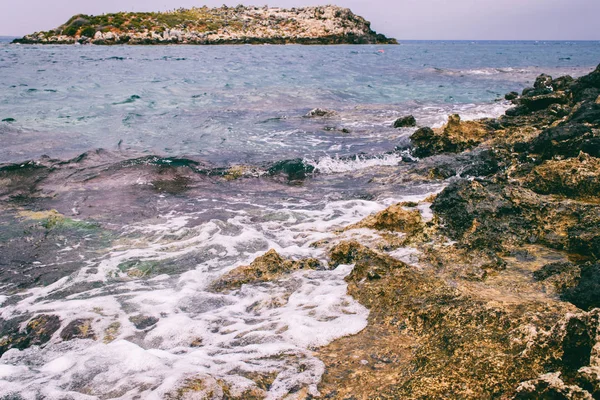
[1,0,599,40]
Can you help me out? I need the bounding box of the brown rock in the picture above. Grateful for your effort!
[393,115,417,128]
[211,249,322,291]
[525,152,600,199]
[346,203,423,233]
[410,114,490,157]
[319,241,583,399]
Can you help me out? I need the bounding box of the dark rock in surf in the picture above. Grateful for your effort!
[60,319,96,341]
[267,158,315,181]
[534,73,553,90]
[393,115,417,128]
[129,315,159,330]
[0,314,61,356]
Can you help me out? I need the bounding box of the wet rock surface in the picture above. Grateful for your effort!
[317,64,600,399]
[211,249,322,292]
[0,315,61,357]
[410,114,492,157]
[346,203,423,233]
[60,318,96,341]
[393,115,417,128]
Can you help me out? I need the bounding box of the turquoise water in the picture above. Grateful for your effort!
[1,41,598,164]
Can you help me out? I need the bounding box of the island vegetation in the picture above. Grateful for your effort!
[13,5,397,45]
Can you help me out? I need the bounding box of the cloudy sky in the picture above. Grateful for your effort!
[2,0,599,39]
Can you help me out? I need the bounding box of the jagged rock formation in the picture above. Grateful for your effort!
[13,5,396,45]
[317,65,600,398]
[210,249,322,292]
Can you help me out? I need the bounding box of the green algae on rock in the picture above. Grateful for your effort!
[14,5,397,45]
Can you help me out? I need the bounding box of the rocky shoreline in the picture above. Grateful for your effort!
[194,65,600,398]
[1,63,599,398]
[13,5,396,45]
[313,64,600,399]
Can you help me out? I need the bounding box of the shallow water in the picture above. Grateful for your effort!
[0,41,599,399]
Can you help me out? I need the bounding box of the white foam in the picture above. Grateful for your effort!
[0,196,406,399]
[305,152,408,174]
[0,180,449,399]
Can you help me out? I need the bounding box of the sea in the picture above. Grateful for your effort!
[0,40,599,399]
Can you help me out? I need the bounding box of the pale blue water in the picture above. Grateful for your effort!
[1,41,599,165]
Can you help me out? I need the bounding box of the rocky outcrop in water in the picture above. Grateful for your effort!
[410,114,492,157]
[13,5,396,45]
[211,249,322,292]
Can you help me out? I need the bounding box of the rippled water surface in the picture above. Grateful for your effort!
[0,41,599,399]
[1,41,599,164]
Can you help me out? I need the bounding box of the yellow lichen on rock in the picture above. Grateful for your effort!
[410,114,492,157]
[18,209,65,229]
[103,322,121,344]
[346,203,423,234]
[525,151,600,199]
[442,113,489,142]
[223,165,248,181]
[318,240,586,399]
[211,249,321,292]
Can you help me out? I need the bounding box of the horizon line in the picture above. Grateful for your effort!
[1,36,599,41]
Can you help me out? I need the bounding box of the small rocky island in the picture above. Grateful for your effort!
[13,5,396,45]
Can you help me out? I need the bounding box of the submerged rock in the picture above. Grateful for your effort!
[304,108,337,118]
[129,315,159,330]
[267,158,315,181]
[60,319,96,341]
[0,315,61,356]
